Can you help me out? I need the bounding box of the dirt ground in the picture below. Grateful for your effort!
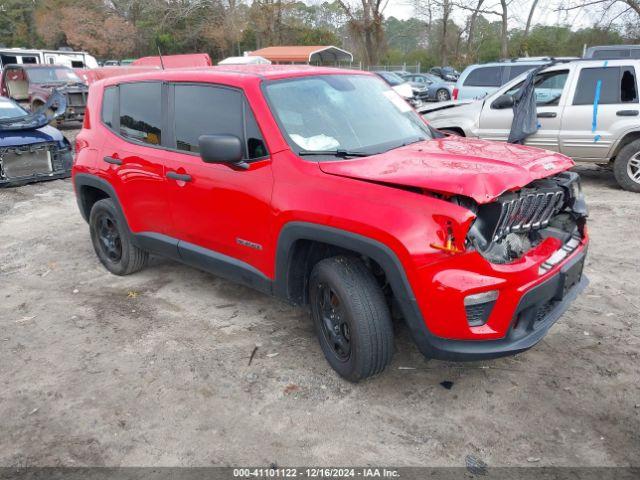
[0,130,639,467]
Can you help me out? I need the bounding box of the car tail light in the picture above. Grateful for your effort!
[452,87,459,100]
[82,106,91,129]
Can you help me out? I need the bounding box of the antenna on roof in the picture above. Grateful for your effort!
[156,44,165,70]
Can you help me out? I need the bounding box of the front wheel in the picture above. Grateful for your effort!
[613,139,640,192]
[436,88,451,102]
[309,256,394,382]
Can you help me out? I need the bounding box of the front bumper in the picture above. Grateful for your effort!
[402,242,588,361]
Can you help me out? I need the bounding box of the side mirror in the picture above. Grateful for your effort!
[492,94,514,109]
[198,134,248,170]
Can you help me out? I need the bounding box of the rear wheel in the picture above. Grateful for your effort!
[89,198,148,275]
[309,256,393,382]
[613,139,640,192]
[436,88,451,102]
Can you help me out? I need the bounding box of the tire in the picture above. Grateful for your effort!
[436,88,451,102]
[308,256,393,382]
[89,198,148,275]
[613,139,640,192]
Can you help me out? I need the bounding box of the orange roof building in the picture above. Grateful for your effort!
[248,46,353,64]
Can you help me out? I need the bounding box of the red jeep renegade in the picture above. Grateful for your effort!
[73,66,588,381]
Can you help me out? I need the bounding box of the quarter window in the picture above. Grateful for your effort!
[463,66,502,87]
[101,87,116,128]
[173,84,267,159]
[573,67,638,105]
[119,82,162,145]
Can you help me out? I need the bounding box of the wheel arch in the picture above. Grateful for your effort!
[610,130,640,160]
[274,222,421,321]
[73,174,129,232]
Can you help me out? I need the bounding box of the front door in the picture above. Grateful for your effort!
[560,65,639,160]
[477,69,570,151]
[163,83,274,277]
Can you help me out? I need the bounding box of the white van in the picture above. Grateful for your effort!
[0,48,98,70]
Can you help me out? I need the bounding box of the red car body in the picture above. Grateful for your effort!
[73,65,588,361]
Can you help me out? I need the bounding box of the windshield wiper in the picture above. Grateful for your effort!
[298,149,369,158]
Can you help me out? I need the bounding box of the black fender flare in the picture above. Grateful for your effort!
[73,173,130,232]
[274,222,430,344]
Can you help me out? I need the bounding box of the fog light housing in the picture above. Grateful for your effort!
[464,290,499,327]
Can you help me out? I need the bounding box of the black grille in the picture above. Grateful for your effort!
[493,190,564,241]
[464,301,496,327]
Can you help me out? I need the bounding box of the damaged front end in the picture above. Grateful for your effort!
[0,92,72,187]
[464,171,587,264]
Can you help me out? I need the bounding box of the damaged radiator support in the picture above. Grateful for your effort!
[0,142,60,180]
[466,172,586,264]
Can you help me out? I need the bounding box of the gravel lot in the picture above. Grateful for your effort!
[0,129,638,468]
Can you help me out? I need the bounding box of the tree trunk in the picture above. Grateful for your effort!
[521,0,538,55]
[466,0,484,58]
[500,0,508,59]
[440,0,450,65]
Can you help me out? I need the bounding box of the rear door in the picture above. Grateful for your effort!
[163,82,274,276]
[100,82,172,236]
[560,65,639,160]
[476,68,570,151]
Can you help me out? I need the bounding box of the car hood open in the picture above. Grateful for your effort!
[0,90,66,132]
[318,136,575,204]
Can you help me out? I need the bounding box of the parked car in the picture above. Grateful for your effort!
[453,59,551,101]
[374,71,423,108]
[423,58,640,192]
[429,66,459,82]
[401,72,454,102]
[0,94,73,187]
[0,64,88,124]
[73,66,588,381]
[584,45,640,59]
[103,60,120,66]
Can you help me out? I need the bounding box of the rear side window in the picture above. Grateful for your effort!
[573,67,638,105]
[173,84,267,159]
[101,87,116,128]
[463,66,502,87]
[119,82,162,145]
[507,65,535,81]
[592,49,629,59]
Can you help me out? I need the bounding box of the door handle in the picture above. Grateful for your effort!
[617,110,639,116]
[103,156,122,165]
[537,112,557,118]
[166,171,192,182]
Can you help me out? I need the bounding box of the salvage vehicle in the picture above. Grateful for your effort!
[423,59,640,192]
[0,93,73,187]
[73,66,588,381]
[584,45,640,60]
[0,64,88,124]
[429,66,459,82]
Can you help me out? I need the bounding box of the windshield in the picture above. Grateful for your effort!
[0,97,28,120]
[27,67,82,84]
[377,71,405,86]
[264,74,433,157]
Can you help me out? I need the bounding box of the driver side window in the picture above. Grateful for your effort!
[505,70,569,106]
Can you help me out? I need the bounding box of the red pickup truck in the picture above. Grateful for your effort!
[72,66,588,381]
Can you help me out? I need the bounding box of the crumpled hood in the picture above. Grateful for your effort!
[318,136,575,204]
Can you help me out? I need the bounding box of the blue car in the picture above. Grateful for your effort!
[400,73,455,102]
[0,94,72,187]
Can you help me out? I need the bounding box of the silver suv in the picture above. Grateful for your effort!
[424,59,640,192]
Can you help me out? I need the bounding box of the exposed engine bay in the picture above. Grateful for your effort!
[462,171,587,264]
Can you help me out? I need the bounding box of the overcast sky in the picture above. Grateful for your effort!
[384,0,601,30]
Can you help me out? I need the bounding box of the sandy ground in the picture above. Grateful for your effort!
[0,135,638,467]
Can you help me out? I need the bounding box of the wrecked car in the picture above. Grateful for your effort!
[0,93,73,187]
[73,66,588,382]
[424,58,640,192]
[0,64,88,124]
